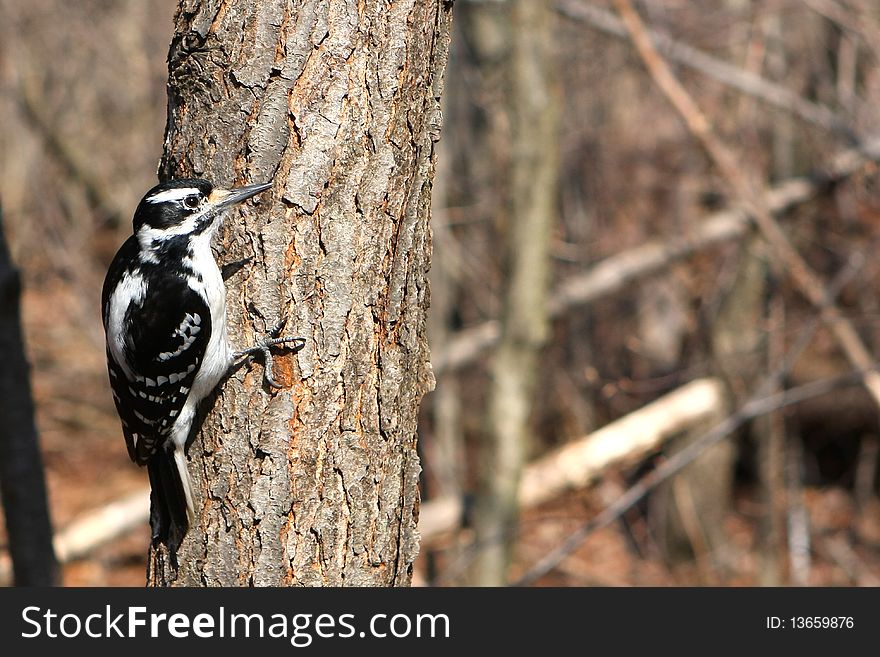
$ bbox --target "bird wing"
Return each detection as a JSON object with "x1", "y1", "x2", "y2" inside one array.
[{"x1": 103, "y1": 262, "x2": 212, "y2": 465}]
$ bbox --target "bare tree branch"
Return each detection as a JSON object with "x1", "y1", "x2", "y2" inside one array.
[
  {"x1": 513, "y1": 369, "x2": 866, "y2": 586},
  {"x1": 420, "y1": 378, "x2": 725, "y2": 545},
  {"x1": 556, "y1": 0, "x2": 852, "y2": 137},
  {"x1": 613, "y1": 0, "x2": 880, "y2": 410},
  {"x1": 513, "y1": 245, "x2": 869, "y2": 585},
  {"x1": 433, "y1": 134, "x2": 880, "y2": 376},
  {"x1": 0, "y1": 488, "x2": 150, "y2": 586},
  {"x1": 53, "y1": 488, "x2": 150, "y2": 564}
]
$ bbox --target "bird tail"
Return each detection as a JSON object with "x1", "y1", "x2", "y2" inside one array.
[{"x1": 147, "y1": 445, "x2": 194, "y2": 548}]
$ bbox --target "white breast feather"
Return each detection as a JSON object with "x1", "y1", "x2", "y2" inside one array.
[{"x1": 170, "y1": 230, "x2": 231, "y2": 448}]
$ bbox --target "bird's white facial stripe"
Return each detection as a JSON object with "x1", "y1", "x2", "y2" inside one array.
[
  {"x1": 145, "y1": 187, "x2": 202, "y2": 204},
  {"x1": 138, "y1": 215, "x2": 200, "y2": 242},
  {"x1": 136, "y1": 204, "x2": 221, "y2": 252}
]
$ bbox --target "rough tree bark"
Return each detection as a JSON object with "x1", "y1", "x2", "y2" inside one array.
[
  {"x1": 147, "y1": 0, "x2": 451, "y2": 586},
  {"x1": 0, "y1": 205, "x2": 59, "y2": 586}
]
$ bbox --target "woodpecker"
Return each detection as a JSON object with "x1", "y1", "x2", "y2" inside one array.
[{"x1": 101, "y1": 178, "x2": 303, "y2": 546}]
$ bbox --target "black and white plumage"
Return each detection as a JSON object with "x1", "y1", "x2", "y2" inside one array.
[{"x1": 102, "y1": 178, "x2": 300, "y2": 546}]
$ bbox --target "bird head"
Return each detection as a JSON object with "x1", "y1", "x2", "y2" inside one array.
[{"x1": 132, "y1": 178, "x2": 272, "y2": 250}]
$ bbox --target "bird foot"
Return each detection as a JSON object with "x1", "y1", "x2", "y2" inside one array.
[{"x1": 234, "y1": 321, "x2": 305, "y2": 388}]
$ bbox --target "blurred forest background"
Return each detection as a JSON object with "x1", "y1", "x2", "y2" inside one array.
[{"x1": 2, "y1": 0, "x2": 880, "y2": 586}]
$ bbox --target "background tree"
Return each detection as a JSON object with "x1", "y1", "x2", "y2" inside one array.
[
  {"x1": 0, "y1": 206, "x2": 58, "y2": 586},
  {"x1": 146, "y1": 0, "x2": 451, "y2": 586},
  {"x1": 467, "y1": 0, "x2": 560, "y2": 586}
]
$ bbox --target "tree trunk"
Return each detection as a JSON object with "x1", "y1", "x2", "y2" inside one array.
[
  {"x1": 470, "y1": 0, "x2": 559, "y2": 585},
  {"x1": 147, "y1": 0, "x2": 451, "y2": 587},
  {"x1": 0, "y1": 205, "x2": 59, "y2": 586},
  {"x1": 654, "y1": 238, "x2": 766, "y2": 571}
]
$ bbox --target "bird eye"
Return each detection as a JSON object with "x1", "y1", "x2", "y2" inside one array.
[{"x1": 183, "y1": 195, "x2": 200, "y2": 209}]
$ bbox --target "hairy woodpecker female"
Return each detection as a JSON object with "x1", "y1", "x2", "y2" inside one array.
[{"x1": 102, "y1": 178, "x2": 302, "y2": 546}]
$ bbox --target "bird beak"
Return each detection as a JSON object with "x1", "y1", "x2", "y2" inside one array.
[{"x1": 208, "y1": 182, "x2": 273, "y2": 210}]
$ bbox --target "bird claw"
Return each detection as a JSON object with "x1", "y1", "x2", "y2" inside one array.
[{"x1": 234, "y1": 335, "x2": 306, "y2": 388}]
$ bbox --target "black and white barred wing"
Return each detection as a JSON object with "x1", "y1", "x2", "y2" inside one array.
[{"x1": 103, "y1": 271, "x2": 211, "y2": 465}]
